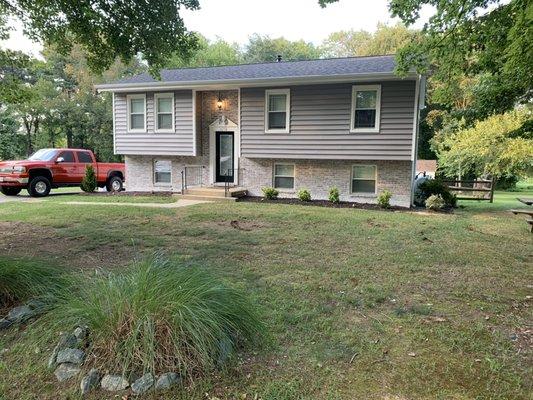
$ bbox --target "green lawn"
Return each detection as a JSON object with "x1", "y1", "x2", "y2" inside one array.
[{"x1": 0, "y1": 188, "x2": 531, "y2": 399}]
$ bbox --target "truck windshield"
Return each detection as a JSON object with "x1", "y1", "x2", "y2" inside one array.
[{"x1": 28, "y1": 149, "x2": 58, "y2": 161}]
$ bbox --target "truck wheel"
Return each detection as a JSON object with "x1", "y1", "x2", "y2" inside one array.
[
  {"x1": 28, "y1": 176, "x2": 51, "y2": 197},
  {"x1": 106, "y1": 176, "x2": 123, "y2": 192},
  {"x1": 0, "y1": 187, "x2": 22, "y2": 196}
]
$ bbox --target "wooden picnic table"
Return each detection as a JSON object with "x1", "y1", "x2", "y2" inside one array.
[{"x1": 512, "y1": 198, "x2": 533, "y2": 232}]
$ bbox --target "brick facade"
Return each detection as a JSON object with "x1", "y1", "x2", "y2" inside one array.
[{"x1": 124, "y1": 89, "x2": 413, "y2": 207}]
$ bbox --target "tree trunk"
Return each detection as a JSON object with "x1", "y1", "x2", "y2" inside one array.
[
  {"x1": 23, "y1": 117, "x2": 33, "y2": 157},
  {"x1": 66, "y1": 126, "x2": 73, "y2": 148}
]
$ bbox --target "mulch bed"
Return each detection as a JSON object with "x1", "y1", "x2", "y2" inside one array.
[{"x1": 237, "y1": 196, "x2": 409, "y2": 211}]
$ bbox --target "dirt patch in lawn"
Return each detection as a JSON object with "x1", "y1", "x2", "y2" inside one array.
[
  {"x1": 200, "y1": 219, "x2": 271, "y2": 232},
  {"x1": 0, "y1": 221, "x2": 132, "y2": 269}
]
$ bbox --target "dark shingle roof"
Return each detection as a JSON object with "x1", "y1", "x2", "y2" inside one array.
[{"x1": 109, "y1": 55, "x2": 397, "y2": 86}]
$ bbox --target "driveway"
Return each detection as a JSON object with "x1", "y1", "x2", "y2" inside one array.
[{"x1": 0, "y1": 188, "x2": 81, "y2": 203}]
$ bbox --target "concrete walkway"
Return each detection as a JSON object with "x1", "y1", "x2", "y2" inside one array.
[{"x1": 61, "y1": 199, "x2": 210, "y2": 208}]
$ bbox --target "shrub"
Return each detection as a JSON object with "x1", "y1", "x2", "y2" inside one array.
[
  {"x1": 328, "y1": 187, "x2": 340, "y2": 203},
  {"x1": 80, "y1": 165, "x2": 97, "y2": 193},
  {"x1": 425, "y1": 194, "x2": 446, "y2": 210},
  {"x1": 0, "y1": 258, "x2": 65, "y2": 307},
  {"x1": 47, "y1": 256, "x2": 264, "y2": 379},
  {"x1": 297, "y1": 189, "x2": 311, "y2": 202},
  {"x1": 377, "y1": 190, "x2": 392, "y2": 208},
  {"x1": 262, "y1": 187, "x2": 279, "y2": 200},
  {"x1": 417, "y1": 178, "x2": 457, "y2": 208}
]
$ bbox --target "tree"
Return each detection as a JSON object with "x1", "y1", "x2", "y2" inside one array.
[
  {"x1": 165, "y1": 35, "x2": 241, "y2": 68},
  {"x1": 0, "y1": 0, "x2": 200, "y2": 74},
  {"x1": 242, "y1": 34, "x2": 321, "y2": 63},
  {"x1": 80, "y1": 164, "x2": 97, "y2": 192},
  {"x1": 322, "y1": 23, "x2": 419, "y2": 58},
  {"x1": 436, "y1": 108, "x2": 533, "y2": 180},
  {"x1": 0, "y1": 107, "x2": 24, "y2": 160}
]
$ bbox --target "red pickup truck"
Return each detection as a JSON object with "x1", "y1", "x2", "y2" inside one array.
[{"x1": 0, "y1": 149, "x2": 125, "y2": 197}]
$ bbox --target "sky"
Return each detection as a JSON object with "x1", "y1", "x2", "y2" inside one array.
[{"x1": 0, "y1": 0, "x2": 433, "y2": 57}]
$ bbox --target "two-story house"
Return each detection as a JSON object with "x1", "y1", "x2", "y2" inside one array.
[{"x1": 96, "y1": 55, "x2": 425, "y2": 207}]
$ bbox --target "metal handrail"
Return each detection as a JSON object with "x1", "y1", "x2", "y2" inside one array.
[
  {"x1": 182, "y1": 166, "x2": 205, "y2": 193},
  {"x1": 223, "y1": 168, "x2": 245, "y2": 197}
]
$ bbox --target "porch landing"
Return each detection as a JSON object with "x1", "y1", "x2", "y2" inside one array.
[{"x1": 177, "y1": 186, "x2": 247, "y2": 202}]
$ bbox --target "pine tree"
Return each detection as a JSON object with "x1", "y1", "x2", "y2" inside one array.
[{"x1": 80, "y1": 165, "x2": 97, "y2": 193}]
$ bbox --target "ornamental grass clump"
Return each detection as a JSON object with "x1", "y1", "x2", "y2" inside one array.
[
  {"x1": 0, "y1": 258, "x2": 65, "y2": 308},
  {"x1": 47, "y1": 255, "x2": 265, "y2": 380}
]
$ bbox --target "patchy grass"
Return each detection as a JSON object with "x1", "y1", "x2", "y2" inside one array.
[
  {"x1": 47, "y1": 193, "x2": 178, "y2": 203},
  {"x1": 0, "y1": 188, "x2": 532, "y2": 399}
]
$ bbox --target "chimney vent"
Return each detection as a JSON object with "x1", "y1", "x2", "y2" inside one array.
[{"x1": 276, "y1": 55, "x2": 282, "y2": 62}]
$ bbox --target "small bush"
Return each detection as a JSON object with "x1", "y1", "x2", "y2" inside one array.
[
  {"x1": 328, "y1": 187, "x2": 340, "y2": 203},
  {"x1": 80, "y1": 165, "x2": 97, "y2": 193},
  {"x1": 297, "y1": 189, "x2": 311, "y2": 202},
  {"x1": 377, "y1": 189, "x2": 392, "y2": 208},
  {"x1": 426, "y1": 194, "x2": 445, "y2": 210},
  {"x1": 262, "y1": 187, "x2": 279, "y2": 200},
  {"x1": 0, "y1": 258, "x2": 64, "y2": 307},
  {"x1": 47, "y1": 256, "x2": 264, "y2": 379},
  {"x1": 417, "y1": 178, "x2": 457, "y2": 208}
]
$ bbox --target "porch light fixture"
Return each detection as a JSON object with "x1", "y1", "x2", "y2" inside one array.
[{"x1": 216, "y1": 92, "x2": 223, "y2": 110}]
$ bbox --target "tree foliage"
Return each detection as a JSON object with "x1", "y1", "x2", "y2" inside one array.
[
  {"x1": 1, "y1": 0, "x2": 200, "y2": 74},
  {"x1": 165, "y1": 35, "x2": 241, "y2": 69},
  {"x1": 242, "y1": 34, "x2": 321, "y2": 63},
  {"x1": 322, "y1": 23, "x2": 419, "y2": 58},
  {"x1": 436, "y1": 108, "x2": 533, "y2": 179}
]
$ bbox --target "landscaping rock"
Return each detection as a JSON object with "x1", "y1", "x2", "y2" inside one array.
[
  {"x1": 0, "y1": 318, "x2": 12, "y2": 330},
  {"x1": 48, "y1": 333, "x2": 79, "y2": 369},
  {"x1": 56, "y1": 348, "x2": 85, "y2": 365},
  {"x1": 131, "y1": 373, "x2": 154, "y2": 394},
  {"x1": 155, "y1": 372, "x2": 181, "y2": 390},
  {"x1": 7, "y1": 305, "x2": 34, "y2": 322},
  {"x1": 100, "y1": 374, "x2": 129, "y2": 391},
  {"x1": 80, "y1": 368, "x2": 100, "y2": 396},
  {"x1": 54, "y1": 363, "x2": 81, "y2": 382},
  {"x1": 26, "y1": 298, "x2": 46, "y2": 312},
  {"x1": 73, "y1": 326, "x2": 88, "y2": 341}
]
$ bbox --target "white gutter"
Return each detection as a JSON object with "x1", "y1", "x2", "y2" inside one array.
[
  {"x1": 95, "y1": 71, "x2": 418, "y2": 92},
  {"x1": 410, "y1": 74, "x2": 427, "y2": 207}
]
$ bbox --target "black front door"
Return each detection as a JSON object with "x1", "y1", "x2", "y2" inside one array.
[{"x1": 215, "y1": 131, "x2": 234, "y2": 183}]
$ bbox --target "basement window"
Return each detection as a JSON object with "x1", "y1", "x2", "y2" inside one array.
[
  {"x1": 273, "y1": 163, "x2": 295, "y2": 189},
  {"x1": 351, "y1": 165, "x2": 377, "y2": 194},
  {"x1": 154, "y1": 160, "x2": 172, "y2": 185}
]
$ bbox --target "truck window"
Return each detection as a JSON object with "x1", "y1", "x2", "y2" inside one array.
[
  {"x1": 58, "y1": 151, "x2": 75, "y2": 162},
  {"x1": 78, "y1": 152, "x2": 93, "y2": 163}
]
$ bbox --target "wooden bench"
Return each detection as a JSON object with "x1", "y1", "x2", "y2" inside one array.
[{"x1": 511, "y1": 199, "x2": 533, "y2": 233}]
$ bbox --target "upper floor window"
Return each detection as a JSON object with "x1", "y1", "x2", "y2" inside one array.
[
  {"x1": 127, "y1": 94, "x2": 146, "y2": 133},
  {"x1": 265, "y1": 89, "x2": 290, "y2": 133},
  {"x1": 155, "y1": 93, "x2": 175, "y2": 133},
  {"x1": 351, "y1": 85, "x2": 381, "y2": 133}
]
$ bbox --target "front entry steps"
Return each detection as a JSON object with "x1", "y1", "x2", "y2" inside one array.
[{"x1": 177, "y1": 186, "x2": 247, "y2": 202}]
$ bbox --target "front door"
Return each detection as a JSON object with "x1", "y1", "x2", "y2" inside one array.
[{"x1": 215, "y1": 131, "x2": 234, "y2": 183}]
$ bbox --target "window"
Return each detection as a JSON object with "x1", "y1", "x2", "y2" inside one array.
[
  {"x1": 351, "y1": 165, "x2": 377, "y2": 194},
  {"x1": 58, "y1": 151, "x2": 75, "y2": 163},
  {"x1": 127, "y1": 94, "x2": 146, "y2": 132},
  {"x1": 155, "y1": 93, "x2": 175, "y2": 132},
  {"x1": 265, "y1": 89, "x2": 290, "y2": 133},
  {"x1": 351, "y1": 85, "x2": 381, "y2": 133},
  {"x1": 154, "y1": 160, "x2": 171, "y2": 185},
  {"x1": 77, "y1": 152, "x2": 93, "y2": 163},
  {"x1": 273, "y1": 164, "x2": 295, "y2": 189}
]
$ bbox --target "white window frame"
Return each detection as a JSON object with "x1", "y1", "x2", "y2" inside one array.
[
  {"x1": 126, "y1": 94, "x2": 146, "y2": 133},
  {"x1": 265, "y1": 89, "x2": 290, "y2": 134},
  {"x1": 154, "y1": 92, "x2": 175, "y2": 133},
  {"x1": 350, "y1": 84, "x2": 381, "y2": 133},
  {"x1": 153, "y1": 159, "x2": 172, "y2": 186},
  {"x1": 273, "y1": 163, "x2": 295, "y2": 190},
  {"x1": 350, "y1": 164, "x2": 377, "y2": 195}
]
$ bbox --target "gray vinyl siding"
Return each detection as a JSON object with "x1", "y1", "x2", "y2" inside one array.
[
  {"x1": 240, "y1": 81, "x2": 416, "y2": 160},
  {"x1": 114, "y1": 90, "x2": 194, "y2": 156}
]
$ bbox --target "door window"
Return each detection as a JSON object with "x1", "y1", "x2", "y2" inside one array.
[
  {"x1": 77, "y1": 152, "x2": 93, "y2": 163},
  {"x1": 58, "y1": 151, "x2": 75, "y2": 162}
]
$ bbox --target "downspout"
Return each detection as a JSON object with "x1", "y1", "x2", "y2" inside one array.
[{"x1": 410, "y1": 75, "x2": 426, "y2": 207}]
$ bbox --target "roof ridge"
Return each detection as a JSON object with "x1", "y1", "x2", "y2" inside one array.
[{"x1": 157, "y1": 54, "x2": 396, "y2": 73}]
